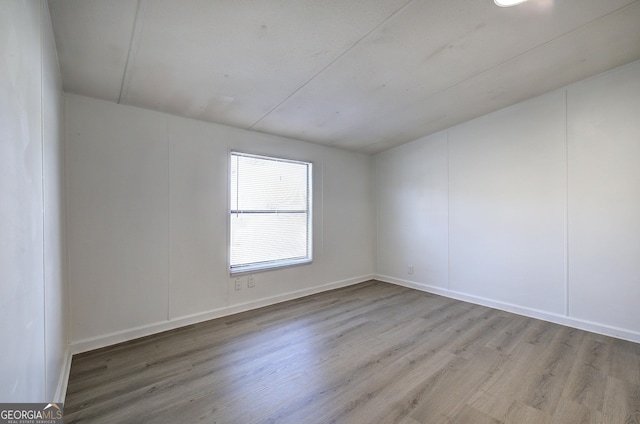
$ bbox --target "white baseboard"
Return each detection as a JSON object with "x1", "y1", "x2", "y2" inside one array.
[
  {"x1": 375, "y1": 274, "x2": 640, "y2": 344},
  {"x1": 70, "y1": 274, "x2": 373, "y2": 355},
  {"x1": 54, "y1": 347, "x2": 72, "y2": 403}
]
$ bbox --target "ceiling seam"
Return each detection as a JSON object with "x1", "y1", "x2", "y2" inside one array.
[
  {"x1": 345, "y1": 0, "x2": 640, "y2": 144},
  {"x1": 118, "y1": 0, "x2": 148, "y2": 104},
  {"x1": 430, "y1": 0, "x2": 640, "y2": 96},
  {"x1": 247, "y1": 0, "x2": 417, "y2": 130}
]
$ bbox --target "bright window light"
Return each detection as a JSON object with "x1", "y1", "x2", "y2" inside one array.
[
  {"x1": 494, "y1": 0, "x2": 529, "y2": 6},
  {"x1": 229, "y1": 152, "x2": 312, "y2": 274}
]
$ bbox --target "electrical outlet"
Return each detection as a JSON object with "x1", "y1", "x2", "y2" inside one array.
[
  {"x1": 234, "y1": 278, "x2": 242, "y2": 291},
  {"x1": 408, "y1": 265, "x2": 414, "y2": 275},
  {"x1": 247, "y1": 276, "x2": 255, "y2": 288}
]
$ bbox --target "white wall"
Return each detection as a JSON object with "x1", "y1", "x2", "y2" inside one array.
[
  {"x1": 567, "y1": 63, "x2": 640, "y2": 332},
  {"x1": 375, "y1": 60, "x2": 640, "y2": 343},
  {"x1": 448, "y1": 91, "x2": 567, "y2": 314},
  {"x1": 0, "y1": 1, "x2": 68, "y2": 402},
  {"x1": 65, "y1": 94, "x2": 374, "y2": 351},
  {"x1": 376, "y1": 131, "x2": 449, "y2": 289}
]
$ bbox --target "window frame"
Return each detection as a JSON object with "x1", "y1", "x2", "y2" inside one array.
[{"x1": 228, "y1": 151, "x2": 313, "y2": 275}]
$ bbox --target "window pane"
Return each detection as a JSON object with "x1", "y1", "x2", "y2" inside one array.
[
  {"x1": 231, "y1": 154, "x2": 308, "y2": 211},
  {"x1": 229, "y1": 152, "x2": 312, "y2": 273},
  {"x1": 230, "y1": 212, "x2": 308, "y2": 266}
]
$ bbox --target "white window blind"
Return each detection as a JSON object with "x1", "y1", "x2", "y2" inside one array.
[{"x1": 230, "y1": 152, "x2": 312, "y2": 274}]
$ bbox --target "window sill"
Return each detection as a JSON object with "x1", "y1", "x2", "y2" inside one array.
[{"x1": 230, "y1": 258, "x2": 312, "y2": 276}]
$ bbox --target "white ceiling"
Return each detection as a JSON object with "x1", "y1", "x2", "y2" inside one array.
[{"x1": 49, "y1": 0, "x2": 640, "y2": 153}]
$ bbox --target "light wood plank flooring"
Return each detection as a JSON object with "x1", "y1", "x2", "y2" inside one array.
[{"x1": 64, "y1": 280, "x2": 640, "y2": 423}]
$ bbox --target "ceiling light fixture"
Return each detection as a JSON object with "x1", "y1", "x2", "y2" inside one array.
[{"x1": 494, "y1": 0, "x2": 529, "y2": 6}]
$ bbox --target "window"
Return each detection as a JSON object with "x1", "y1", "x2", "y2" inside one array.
[{"x1": 229, "y1": 152, "x2": 312, "y2": 274}]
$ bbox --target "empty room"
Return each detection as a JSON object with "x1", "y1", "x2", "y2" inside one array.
[{"x1": 2, "y1": 0, "x2": 640, "y2": 423}]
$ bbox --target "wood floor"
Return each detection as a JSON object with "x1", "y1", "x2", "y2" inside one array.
[{"x1": 64, "y1": 280, "x2": 640, "y2": 424}]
